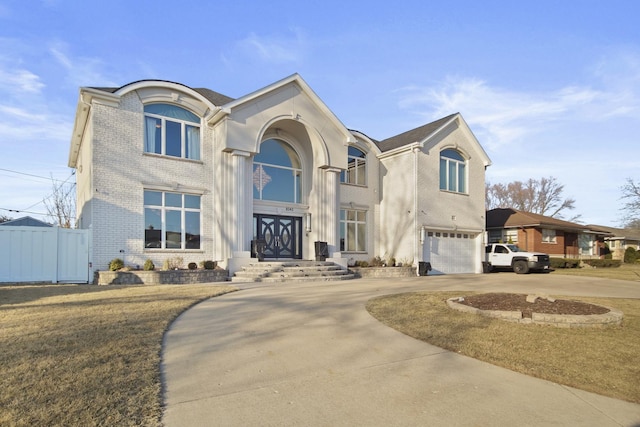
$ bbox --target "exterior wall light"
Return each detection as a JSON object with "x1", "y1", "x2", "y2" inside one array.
[{"x1": 305, "y1": 212, "x2": 312, "y2": 232}]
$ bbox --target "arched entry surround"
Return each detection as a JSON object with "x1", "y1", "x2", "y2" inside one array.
[{"x1": 252, "y1": 118, "x2": 342, "y2": 261}]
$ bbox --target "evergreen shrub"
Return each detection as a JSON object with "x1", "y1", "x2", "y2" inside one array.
[
  {"x1": 582, "y1": 259, "x2": 622, "y2": 268},
  {"x1": 624, "y1": 247, "x2": 639, "y2": 264},
  {"x1": 109, "y1": 258, "x2": 124, "y2": 271}
]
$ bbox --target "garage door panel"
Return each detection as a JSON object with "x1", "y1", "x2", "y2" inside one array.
[{"x1": 424, "y1": 231, "x2": 476, "y2": 274}]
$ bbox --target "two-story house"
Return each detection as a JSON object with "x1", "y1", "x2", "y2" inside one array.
[{"x1": 68, "y1": 74, "x2": 491, "y2": 277}]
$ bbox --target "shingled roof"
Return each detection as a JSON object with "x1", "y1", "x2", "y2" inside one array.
[
  {"x1": 191, "y1": 88, "x2": 234, "y2": 106},
  {"x1": 486, "y1": 208, "x2": 589, "y2": 231},
  {"x1": 587, "y1": 224, "x2": 640, "y2": 240},
  {"x1": 0, "y1": 216, "x2": 52, "y2": 227},
  {"x1": 89, "y1": 80, "x2": 235, "y2": 106},
  {"x1": 376, "y1": 113, "x2": 457, "y2": 152}
]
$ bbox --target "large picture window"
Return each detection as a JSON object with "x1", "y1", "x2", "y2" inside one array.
[
  {"x1": 439, "y1": 149, "x2": 466, "y2": 193},
  {"x1": 144, "y1": 104, "x2": 201, "y2": 160},
  {"x1": 144, "y1": 190, "x2": 201, "y2": 250},
  {"x1": 340, "y1": 209, "x2": 367, "y2": 252},
  {"x1": 341, "y1": 146, "x2": 366, "y2": 186},
  {"x1": 253, "y1": 139, "x2": 302, "y2": 203}
]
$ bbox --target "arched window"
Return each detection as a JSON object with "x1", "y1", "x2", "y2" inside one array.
[
  {"x1": 144, "y1": 103, "x2": 201, "y2": 160},
  {"x1": 439, "y1": 149, "x2": 466, "y2": 193},
  {"x1": 253, "y1": 139, "x2": 302, "y2": 203},
  {"x1": 341, "y1": 146, "x2": 366, "y2": 186}
]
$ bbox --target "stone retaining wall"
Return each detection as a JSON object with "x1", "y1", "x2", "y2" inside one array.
[
  {"x1": 96, "y1": 269, "x2": 229, "y2": 285},
  {"x1": 350, "y1": 266, "x2": 416, "y2": 278},
  {"x1": 446, "y1": 297, "x2": 623, "y2": 328}
]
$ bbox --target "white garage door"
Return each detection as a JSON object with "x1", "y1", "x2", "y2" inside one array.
[{"x1": 423, "y1": 231, "x2": 477, "y2": 274}]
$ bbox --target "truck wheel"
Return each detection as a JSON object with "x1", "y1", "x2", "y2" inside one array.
[{"x1": 513, "y1": 260, "x2": 529, "y2": 274}]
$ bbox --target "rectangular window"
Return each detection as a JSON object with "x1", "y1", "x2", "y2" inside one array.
[
  {"x1": 542, "y1": 229, "x2": 557, "y2": 243},
  {"x1": 341, "y1": 147, "x2": 367, "y2": 186},
  {"x1": 144, "y1": 190, "x2": 201, "y2": 250},
  {"x1": 340, "y1": 209, "x2": 367, "y2": 252},
  {"x1": 144, "y1": 107, "x2": 201, "y2": 160},
  {"x1": 448, "y1": 163, "x2": 457, "y2": 192},
  {"x1": 458, "y1": 163, "x2": 466, "y2": 193},
  {"x1": 488, "y1": 230, "x2": 502, "y2": 243},
  {"x1": 439, "y1": 158, "x2": 447, "y2": 190}
]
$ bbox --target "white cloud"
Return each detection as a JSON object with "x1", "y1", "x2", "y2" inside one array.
[
  {"x1": 231, "y1": 29, "x2": 307, "y2": 64},
  {"x1": 398, "y1": 77, "x2": 609, "y2": 150},
  {"x1": 397, "y1": 52, "x2": 640, "y2": 151},
  {"x1": 0, "y1": 68, "x2": 44, "y2": 94},
  {"x1": 0, "y1": 104, "x2": 71, "y2": 142},
  {"x1": 49, "y1": 41, "x2": 118, "y2": 87}
]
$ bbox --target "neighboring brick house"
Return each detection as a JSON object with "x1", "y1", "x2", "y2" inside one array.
[
  {"x1": 586, "y1": 225, "x2": 640, "y2": 260},
  {"x1": 486, "y1": 208, "x2": 604, "y2": 259},
  {"x1": 69, "y1": 74, "x2": 491, "y2": 277}
]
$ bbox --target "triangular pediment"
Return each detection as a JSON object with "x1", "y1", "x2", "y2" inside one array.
[{"x1": 211, "y1": 74, "x2": 354, "y2": 168}]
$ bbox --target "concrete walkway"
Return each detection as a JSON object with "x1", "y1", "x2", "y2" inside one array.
[{"x1": 162, "y1": 274, "x2": 640, "y2": 426}]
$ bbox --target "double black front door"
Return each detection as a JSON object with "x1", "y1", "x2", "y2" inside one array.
[{"x1": 253, "y1": 214, "x2": 302, "y2": 259}]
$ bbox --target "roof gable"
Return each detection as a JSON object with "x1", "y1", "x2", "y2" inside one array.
[
  {"x1": 212, "y1": 73, "x2": 355, "y2": 143},
  {"x1": 486, "y1": 208, "x2": 588, "y2": 231},
  {"x1": 377, "y1": 114, "x2": 457, "y2": 152},
  {"x1": 0, "y1": 216, "x2": 52, "y2": 227},
  {"x1": 375, "y1": 113, "x2": 491, "y2": 167}
]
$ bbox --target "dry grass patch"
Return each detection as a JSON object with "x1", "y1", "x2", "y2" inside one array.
[
  {"x1": 0, "y1": 284, "x2": 236, "y2": 427},
  {"x1": 366, "y1": 291, "x2": 640, "y2": 403},
  {"x1": 552, "y1": 263, "x2": 640, "y2": 281}
]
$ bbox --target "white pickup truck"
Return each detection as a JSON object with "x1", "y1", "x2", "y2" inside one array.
[{"x1": 484, "y1": 243, "x2": 551, "y2": 274}]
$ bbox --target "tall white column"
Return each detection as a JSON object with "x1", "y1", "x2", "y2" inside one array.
[
  {"x1": 231, "y1": 150, "x2": 251, "y2": 253},
  {"x1": 323, "y1": 167, "x2": 341, "y2": 257}
]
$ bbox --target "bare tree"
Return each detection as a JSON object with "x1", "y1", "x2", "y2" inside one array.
[
  {"x1": 44, "y1": 176, "x2": 75, "y2": 228},
  {"x1": 0, "y1": 215, "x2": 12, "y2": 223},
  {"x1": 486, "y1": 176, "x2": 579, "y2": 220},
  {"x1": 620, "y1": 178, "x2": 640, "y2": 228}
]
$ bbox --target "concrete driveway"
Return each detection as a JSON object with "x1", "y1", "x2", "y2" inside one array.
[{"x1": 162, "y1": 274, "x2": 640, "y2": 426}]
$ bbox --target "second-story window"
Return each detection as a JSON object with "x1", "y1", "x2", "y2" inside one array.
[
  {"x1": 144, "y1": 104, "x2": 201, "y2": 160},
  {"x1": 341, "y1": 146, "x2": 366, "y2": 186},
  {"x1": 439, "y1": 149, "x2": 466, "y2": 193}
]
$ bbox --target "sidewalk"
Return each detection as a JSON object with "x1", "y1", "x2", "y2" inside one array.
[{"x1": 162, "y1": 274, "x2": 640, "y2": 426}]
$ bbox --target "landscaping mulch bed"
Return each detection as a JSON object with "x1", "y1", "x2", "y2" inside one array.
[{"x1": 457, "y1": 293, "x2": 610, "y2": 318}]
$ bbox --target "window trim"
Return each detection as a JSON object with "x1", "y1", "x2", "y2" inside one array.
[
  {"x1": 253, "y1": 138, "x2": 303, "y2": 204},
  {"x1": 341, "y1": 146, "x2": 367, "y2": 187},
  {"x1": 340, "y1": 208, "x2": 367, "y2": 252},
  {"x1": 144, "y1": 190, "x2": 202, "y2": 251},
  {"x1": 542, "y1": 228, "x2": 557, "y2": 244},
  {"x1": 439, "y1": 149, "x2": 467, "y2": 194},
  {"x1": 143, "y1": 103, "x2": 201, "y2": 161}
]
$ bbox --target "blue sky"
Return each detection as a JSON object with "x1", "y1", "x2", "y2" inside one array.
[{"x1": 0, "y1": 0, "x2": 638, "y2": 226}]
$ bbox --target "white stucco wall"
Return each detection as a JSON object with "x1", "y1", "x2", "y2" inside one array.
[
  {"x1": 378, "y1": 151, "x2": 417, "y2": 264},
  {"x1": 415, "y1": 119, "x2": 488, "y2": 273},
  {"x1": 417, "y1": 119, "x2": 487, "y2": 233},
  {"x1": 339, "y1": 138, "x2": 382, "y2": 264}
]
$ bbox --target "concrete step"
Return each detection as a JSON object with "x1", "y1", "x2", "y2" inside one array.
[{"x1": 231, "y1": 261, "x2": 355, "y2": 283}]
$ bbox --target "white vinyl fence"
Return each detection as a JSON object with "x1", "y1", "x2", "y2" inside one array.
[{"x1": 0, "y1": 226, "x2": 90, "y2": 283}]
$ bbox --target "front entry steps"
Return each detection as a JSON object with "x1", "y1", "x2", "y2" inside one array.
[{"x1": 231, "y1": 260, "x2": 355, "y2": 283}]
